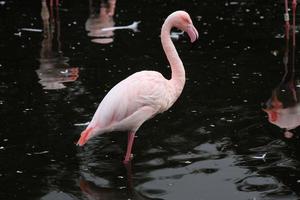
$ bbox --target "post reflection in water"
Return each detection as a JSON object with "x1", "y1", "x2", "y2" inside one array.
[
  {"x1": 263, "y1": 22, "x2": 299, "y2": 138},
  {"x1": 36, "y1": 0, "x2": 79, "y2": 90},
  {"x1": 85, "y1": 0, "x2": 117, "y2": 44}
]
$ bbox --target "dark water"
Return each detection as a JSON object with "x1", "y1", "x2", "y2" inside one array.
[{"x1": 1, "y1": 0, "x2": 300, "y2": 199}]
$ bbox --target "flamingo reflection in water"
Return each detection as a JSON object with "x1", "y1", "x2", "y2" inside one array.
[
  {"x1": 85, "y1": 0, "x2": 117, "y2": 44},
  {"x1": 79, "y1": 164, "x2": 151, "y2": 200},
  {"x1": 36, "y1": 0, "x2": 79, "y2": 90},
  {"x1": 85, "y1": 0, "x2": 141, "y2": 44},
  {"x1": 263, "y1": 7, "x2": 299, "y2": 138}
]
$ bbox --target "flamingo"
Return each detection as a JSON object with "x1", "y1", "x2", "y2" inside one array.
[
  {"x1": 263, "y1": 8, "x2": 298, "y2": 139},
  {"x1": 76, "y1": 11, "x2": 199, "y2": 164}
]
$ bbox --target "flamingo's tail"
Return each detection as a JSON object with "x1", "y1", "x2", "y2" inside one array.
[{"x1": 77, "y1": 127, "x2": 93, "y2": 146}]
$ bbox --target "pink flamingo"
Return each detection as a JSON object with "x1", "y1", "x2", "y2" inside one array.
[
  {"x1": 76, "y1": 11, "x2": 198, "y2": 164},
  {"x1": 263, "y1": 8, "x2": 298, "y2": 139}
]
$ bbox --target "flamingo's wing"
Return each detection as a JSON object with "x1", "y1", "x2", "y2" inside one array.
[{"x1": 89, "y1": 71, "x2": 170, "y2": 130}]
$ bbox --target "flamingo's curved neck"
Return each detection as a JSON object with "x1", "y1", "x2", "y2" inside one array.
[{"x1": 161, "y1": 18, "x2": 185, "y2": 95}]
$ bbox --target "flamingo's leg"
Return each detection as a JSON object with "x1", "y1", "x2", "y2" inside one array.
[
  {"x1": 284, "y1": 0, "x2": 290, "y2": 39},
  {"x1": 292, "y1": 0, "x2": 297, "y2": 46},
  {"x1": 123, "y1": 131, "x2": 136, "y2": 164},
  {"x1": 292, "y1": 0, "x2": 297, "y2": 17}
]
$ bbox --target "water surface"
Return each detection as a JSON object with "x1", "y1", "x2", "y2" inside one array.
[{"x1": 1, "y1": 0, "x2": 300, "y2": 199}]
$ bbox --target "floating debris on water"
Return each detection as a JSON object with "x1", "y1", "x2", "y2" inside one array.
[
  {"x1": 74, "y1": 122, "x2": 90, "y2": 126},
  {"x1": 274, "y1": 33, "x2": 284, "y2": 39},
  {"x1": 271, "y1": 50, "x2": 279, "y2": 56},
  {"x1": 14, "y1": 32, "x2": 21, "y2": 36},
  {"x1": 34, "y1": 151, "x2": 49, "y2": 155},
  {"x1": 170, "y1": 31, "x2": 184, "y2": 40},
  {"x1": 20, "y1": 28, "x2": 42, "y2": 32},
  {"x1": 101, "y1": 21, "x2": 141, "y2": 32},
  {"x1": 252, "y1": 153, "x2": 267, "y2": 160}
]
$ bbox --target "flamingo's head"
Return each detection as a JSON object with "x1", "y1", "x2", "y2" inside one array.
[
  {"x1": 168, "y1": 10, "x2": 199, "y2": 43},
  {"x1": 77, "y1": 127, "x2": 95, "y2": 146}
]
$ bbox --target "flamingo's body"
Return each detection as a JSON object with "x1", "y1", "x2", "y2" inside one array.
[{"x1": 77, "y1": 11, "x2": 199, "y2": 163}]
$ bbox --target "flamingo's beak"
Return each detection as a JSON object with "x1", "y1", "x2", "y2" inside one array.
[
  {"x1": 262, "y1": 108, "x2": 278, "y2": 122},
  {"x1": 186, "y1": 24, "x2": 199, "y2": 43},
  {"x1": 77, "y1": 127, "x2": 93, "y2": 146}
]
